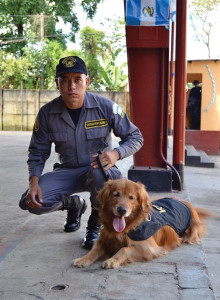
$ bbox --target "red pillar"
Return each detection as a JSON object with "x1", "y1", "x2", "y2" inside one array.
[
  {"x1": 173, "y1": 0, "x2": 187, "y2": 187},
  {"x1": 126, "y1": 26, "x2": 172, "y2": 191},
  {"x1": 126, "y1": 26, "x2": 169, "y2": 167}
]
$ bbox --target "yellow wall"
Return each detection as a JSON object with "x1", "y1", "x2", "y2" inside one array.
[{"x1": 187, "y1": 60, "x2": 220, "y2": 131}]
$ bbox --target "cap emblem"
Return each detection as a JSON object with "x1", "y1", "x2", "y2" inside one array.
[{"x1": 62, "y1": 57, "x2": 77, "y2": 68}]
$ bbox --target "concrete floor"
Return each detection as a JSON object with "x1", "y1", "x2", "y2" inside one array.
[{"x1": 0, "y1": 131, "x2": 219, "y2": 300}]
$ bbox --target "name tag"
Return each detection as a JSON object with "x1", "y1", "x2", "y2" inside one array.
[{"x1": 85, "y1": 119, "x2": 108, "y2": 129}]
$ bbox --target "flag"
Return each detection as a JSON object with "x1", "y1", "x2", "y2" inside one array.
[
  {"x1": 170, "y1": 0, "x2": 176, "y2": 22},
  {"x1": 126, "y1": 0, "x2": 170, "y2": 26}
]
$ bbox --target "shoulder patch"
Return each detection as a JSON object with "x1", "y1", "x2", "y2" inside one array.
[
  {"x1": 34, "y1": 118, "x2": 39, "y2": 132},
  {"x1": 113, "y1": 103, "x2": 124, "y2": 118}
]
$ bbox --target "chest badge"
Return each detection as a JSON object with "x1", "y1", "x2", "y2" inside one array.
[{"x1": 85, "y1": 119, "x2": 108, "y2": 129}]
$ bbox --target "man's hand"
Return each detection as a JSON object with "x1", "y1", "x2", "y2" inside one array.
[
  {"x1": 26, "y1": 176, "x2": 43, "y2": 208},
  {"x1": 91, "y1": 150, "x2": 120, "y2": 171}
]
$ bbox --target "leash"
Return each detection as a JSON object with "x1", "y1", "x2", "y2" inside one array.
[{"x1": 97, "y1": 151, "x2": 112, "y2": 181}]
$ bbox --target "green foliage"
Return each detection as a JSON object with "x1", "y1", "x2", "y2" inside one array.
[
  {"x1": 190, "y1": 0, "x2": 220, "y2": 12},
  {"x1": 0, "y1": 0, "x2": 101, "y2": 54},
  {"x1": 80, "y1": 26, "x2": 111, "y2": 90},
  {"x1": 0, "y1": 39, "x2": 82, "y2": 89},
  {"x1": 0, "y1": 12, "x2": 128, "y2": 92},
  {"x1": 99, "y1": 50, "x2": 128, "y2": 91},
  {"x1": 79, "y1": 20, "x2": 128, "y2": 91},
  {"x1": 0, "y1": 51, "x2": 29, "y2": 89},
  {"x1": 81, "y1": 0, "x2": 103, "y2": 19},
  {"x1": 189, "y1": 0, "x2": 220, "y2": 58},
  {"x1": 99, "y1": 18, "x2": 128, "y2": 91}
]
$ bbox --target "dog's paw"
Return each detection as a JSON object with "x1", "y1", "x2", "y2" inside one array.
[
  {"x1": 73, "y1": 257, "x2": 92, "y2": 268},
  {"x1": 102, "y1": 258, "x2": 120, "y2": 269}
]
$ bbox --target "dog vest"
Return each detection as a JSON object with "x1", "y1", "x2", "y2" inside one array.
[{"x1": 128, "y1": 198, "x2": 192, "y2": 241}]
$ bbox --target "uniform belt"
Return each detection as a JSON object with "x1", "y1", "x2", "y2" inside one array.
[{"x1": 53, "y1": 162, "x2": 81, "y2": 170}]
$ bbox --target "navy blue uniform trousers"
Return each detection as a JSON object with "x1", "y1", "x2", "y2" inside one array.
[{"x1": 19, "y1": 165, "x2": 121, "y2": 215}]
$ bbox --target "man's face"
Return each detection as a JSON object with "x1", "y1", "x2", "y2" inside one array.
[{"x1": 55, "y1": 72, "x2": 90, "y2": 109}]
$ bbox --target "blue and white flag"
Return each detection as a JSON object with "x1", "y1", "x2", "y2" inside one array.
[
  {"x1": 170, "y1": 0, "x2": 176, "y2": 22},
  {"x1": 126, "y1": 0, "x2": 170, "y2": 26}
]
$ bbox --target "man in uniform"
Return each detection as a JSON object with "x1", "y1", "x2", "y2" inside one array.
[
  {"x1": 187, "y1": 80, "x2": 202, "y2": 130},
  {"x1": 19, "y1": 56, "x2": 143, "y2": 250}
]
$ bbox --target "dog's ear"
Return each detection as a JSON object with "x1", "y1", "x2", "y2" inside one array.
[
  {"x1": 97, "y1": 180, "x2": 112, "y2": 209},
  {"x1": 136, "y1": 182, "x2": 151, "y2": 212}
]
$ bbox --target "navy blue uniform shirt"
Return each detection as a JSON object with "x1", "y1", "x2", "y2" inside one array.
[{"x1": 28, "y1": 92, "x2": 143, "y2": 178}]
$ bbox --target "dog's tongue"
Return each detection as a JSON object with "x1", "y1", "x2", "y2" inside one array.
[{"x1": 113, "y1": 216, "x2": 126, "y2": 232}]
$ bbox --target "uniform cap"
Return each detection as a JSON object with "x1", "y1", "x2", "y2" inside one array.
[{"x1": 56, "y1": 56, "x2": 87, "y2": 77}]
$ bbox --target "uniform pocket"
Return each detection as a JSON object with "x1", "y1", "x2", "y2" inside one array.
[
  {"x1": 86, "y1": 127, "x2": 109, "y2": 153},
  {"x1": 49, "y1": 132, "x2": 67, "y2": 142},
  {"x1": 86, "y1": 126, "x2": 108, "y2": 139}
]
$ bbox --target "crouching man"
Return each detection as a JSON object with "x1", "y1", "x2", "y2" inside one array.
[{"x1": 19, "y1": 56, "x2": 143, "y2": 250}]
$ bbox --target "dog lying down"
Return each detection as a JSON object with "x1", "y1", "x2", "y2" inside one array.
[{"x1": 73, "y1": 178, "x2": 213, "y2": 269}]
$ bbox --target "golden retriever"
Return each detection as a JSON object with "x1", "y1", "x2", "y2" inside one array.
[{"x1": 73, "y1": 178, "x2": 212, "y2": 269}]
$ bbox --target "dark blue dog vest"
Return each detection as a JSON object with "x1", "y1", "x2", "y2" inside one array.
[{"x1": 128, "y1": 198, "x2": 191, "y2": 241}]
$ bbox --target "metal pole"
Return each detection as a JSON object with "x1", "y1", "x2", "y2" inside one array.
[
  {"x1": 173, "y1": 0, "x2": 187, "y2": 188},
  {"x1": 20, "y1": 81, "x2": 23, "y2": 131},
  {"x1": 168, "y1": 21, "x2": 175, "y2": 135},
  {"x1": 40, "y1": 13, "x2": 44, "y2": 90},
  {"x1": 0, "y1": 89, "x2": 3, "y2": 130}
]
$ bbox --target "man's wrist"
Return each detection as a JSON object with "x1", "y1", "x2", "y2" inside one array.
[
  {"x1": 29, "y1": 176, "x2": 39, "y2": 184},
  {"x1": 114, "y1": 148, "x2": 121, "y2": 160}
]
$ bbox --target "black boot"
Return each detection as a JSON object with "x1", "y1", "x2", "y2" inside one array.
[
  {"x1": 82, "y1": 208, "x2": 101, "y2": 250},
  {"x1": 63, "y1": 195, "x2": 87, "y2": 232}
]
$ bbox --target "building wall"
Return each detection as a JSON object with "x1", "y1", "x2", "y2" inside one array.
[
  {"x1": 186, "y1": 60, "x2": 220, "y2": 154},
  {"x1": 187, "y1": 60, "x2": 220, "y2": 131}
]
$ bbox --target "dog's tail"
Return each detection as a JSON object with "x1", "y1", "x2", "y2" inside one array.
[
  {"x1": 182, "y1": 200, "x2": 215, "y2": 221},
  {"x1": 182, "y1": 201, "x2": 215, "y2": 244},
  {"x1": 195, "y1": 207, "x2": 216, "y2": 220}
]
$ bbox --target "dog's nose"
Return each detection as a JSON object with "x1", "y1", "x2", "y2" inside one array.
[{"x1": 117, "y1": 206, "x2": 127, "y2": 216}]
